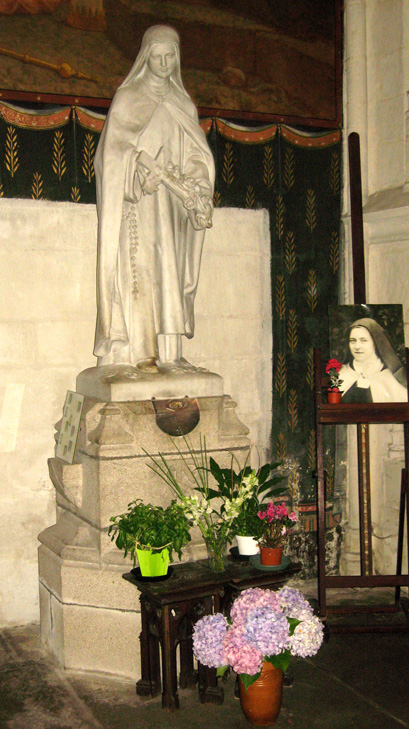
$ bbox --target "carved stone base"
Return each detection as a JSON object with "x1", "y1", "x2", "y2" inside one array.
[
  {"x1": 38, "y1": 388, "x2": 250, "y2": 678},
  {"x1": 76, "y1": 363, "x2": 224, "y2": 401}
]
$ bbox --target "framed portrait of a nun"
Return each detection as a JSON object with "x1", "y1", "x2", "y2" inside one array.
[{"x1": 328, "y1": 304, "x2": 408, "y2": 404}]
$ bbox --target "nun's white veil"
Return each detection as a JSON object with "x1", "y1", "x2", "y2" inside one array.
[{"x1": 119, "y1": 25, "x2": 189, "y2": 98}]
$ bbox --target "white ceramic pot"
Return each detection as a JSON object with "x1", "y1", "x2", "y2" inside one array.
[{"x1": 236, "y1": 535, "x2": 260, "y2": 556}]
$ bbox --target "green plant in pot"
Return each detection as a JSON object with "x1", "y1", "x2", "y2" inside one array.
[
  {"x1": 108, "y1": 499, "x2": 191, "y2": 578},
  {"x1": 223, "y1": 456, "x2": 287, "y2": 556}
]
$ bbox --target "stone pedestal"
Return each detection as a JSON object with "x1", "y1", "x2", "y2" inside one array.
[{"x1": 38, "y1": 366, "x2": 250, "y2": 679}]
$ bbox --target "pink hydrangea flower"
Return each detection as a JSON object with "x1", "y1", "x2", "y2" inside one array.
[
  {"x1": 230, "y1": 588, "x2": 281, "y2": 626},
  {"x1": 192, "y1": 587, "x2": 323, "y2": 677},
  {"x1": 222, "y1": 625, "x2": 263, "y2": 675}
]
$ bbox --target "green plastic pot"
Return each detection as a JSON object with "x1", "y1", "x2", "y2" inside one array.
[{"x1": 136, "y1": 546, "x2": 170, "y2": 577}]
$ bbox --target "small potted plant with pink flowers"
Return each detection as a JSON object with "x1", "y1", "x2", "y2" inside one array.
[
  {"x1": 193, "y1": 586, "x2": 324, "y2": 726},
  {"x1": 257, "y1": 502, "x2": 298, "y2": 566},
  {"x1": 325, "y1": 358, "x2": 344, "y2": 403}
]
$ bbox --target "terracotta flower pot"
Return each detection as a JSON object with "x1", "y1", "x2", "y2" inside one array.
[
  {"x1": 239, "y1": 661, "x2": 283, "y2": 726},
  {"x1": 327, "y1": 390, "x2": 342, "y2": 404},
  {"x1": 259, "y1": 546, "x2": 283, "y2": 566}
]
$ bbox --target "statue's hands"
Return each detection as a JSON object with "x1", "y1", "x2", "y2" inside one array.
[
  {"x1": 194, "y1": 196, "x2": 213, "y2": 229},
  {"x1": 136, "y1": 150, "x2": 163, "y2": 195},
  {"x1": 140, "y1": 171, "x2": 162, "y2": 195},
  {"x1": 187, "y1": 195, "x2": 213, "y2": 230}
]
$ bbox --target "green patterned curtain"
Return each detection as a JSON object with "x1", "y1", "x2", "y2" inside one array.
[
  {"x1": 0, "y1": 103, "x2": 341, "y2": 518},
  {"x1": 207, "y1": 121, "x2": 341, "y2": 510},
  {"x1": 0, "y1": 104, "x2": 102, "y2": 203}
]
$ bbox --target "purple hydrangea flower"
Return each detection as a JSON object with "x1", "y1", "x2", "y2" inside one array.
[
  {"x1": 193, "y1": 613, "x2": 228, "y2": 667},
  {"x1": 230, "y1": 588, "x2": 281, "y2": 626},
  {"x1": 222, "y1": 625, "x2": 263, "y2": 675},
  {"x1": 288, "y1": 615, "x2": 324, "y2": 657},
  {"x1": 277, "y1": 587, "x2": 314, "y2": 621},
  {"x1": 243, "y1": 606, "x2": 290, "y2": 656}
]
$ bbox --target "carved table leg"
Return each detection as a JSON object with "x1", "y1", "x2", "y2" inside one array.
[
  {"x1": 198, "y1": 664, "x2": 224, "y2": 704},
  {"x1": 148, "y1": 629, "x2": 161, "y2": 696},
  {"x1": 136, "y1": 595, "x2": 160, "y2": 697},
  {"x1": 196, "y1": 595, "x2": 224, "y2": 705},
  {"x1": 178, "y1": 615, "x2": 195, "y2": 689},
  {"x1": 161, "y1": 604, "x2": 179, "y2": 709}
]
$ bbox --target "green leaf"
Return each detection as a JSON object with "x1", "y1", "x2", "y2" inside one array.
[
  {"x1": 219, "y1": 470, "x2": 236, "y2": 488},
  {"x1": 216, "y1": 665, "x2": 229, "y2": 677},
  {"x1": 259, "y1": 475, "x2": 285, "y2": 490},
  {"x1": 209, "y1": 457, "x2": 224, "y2": 478},
  {"x1": 202, "y1": 488, "x2": 221, "y2": 500},
  {"x1": 258, "y1": 463, "x2": 271, "y2": 483},
  {"x1": 240, "y1": 466, "x2": 253, "y2": 478},
  {"x1": 266, "y1": 650, "x2": 291, "y2": 673},
  {"x1": 258, "y1": 482, "x2": 287, "y2": 496},
  {"x1": 288, "y1": 618, "x2": 301, "y2": 636},
  {"x1": 239, "y1": 671, "x2": 261, "y2": 690}
]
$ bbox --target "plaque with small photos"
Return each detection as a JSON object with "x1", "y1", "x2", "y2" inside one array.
[{"x1": 56, "y1": 391, "x2": 84, "y2": 464}]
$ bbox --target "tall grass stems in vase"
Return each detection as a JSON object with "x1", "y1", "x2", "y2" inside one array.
[{"x1": 144, "y1": 437, "x2": 269, "y2": 570}]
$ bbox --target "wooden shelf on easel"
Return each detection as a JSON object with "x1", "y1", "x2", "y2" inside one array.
[{"x1": 314, "y1": 347, "x2": 409, "y2": 633}]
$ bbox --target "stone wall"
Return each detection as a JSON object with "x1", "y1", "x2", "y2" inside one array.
[{"x1": 0, "y1": 199, "x2": 272, "y2": 626}]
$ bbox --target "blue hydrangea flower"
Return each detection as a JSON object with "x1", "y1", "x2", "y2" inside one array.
[
  {"x1": 243, "y1": 606, "x2": 289, "y2": 656},
  {"x1": 277, "y1": 587, "x2": 314, "y2": 620},
  {"x1": 193, "y1": 613, "x2": 228, "y2": 667}
]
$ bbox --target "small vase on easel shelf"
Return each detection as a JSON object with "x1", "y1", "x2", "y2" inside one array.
[
  {"x1": 325, "y1": 359, "x2": 344, "y2": 404},
  {"x1": 327, "y1": 388, "x2": 342, "y2": 404}
]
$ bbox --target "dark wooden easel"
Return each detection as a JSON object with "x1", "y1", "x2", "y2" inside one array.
[{"x1": 314, "y1": 133, "x2": 409, "y2": 631}]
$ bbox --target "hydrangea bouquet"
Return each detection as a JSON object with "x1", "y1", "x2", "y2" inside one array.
[{"x1": 193, "y1": 587, "x2": 324, "y2": 689}]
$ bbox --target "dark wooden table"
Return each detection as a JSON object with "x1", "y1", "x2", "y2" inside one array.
[{"x1": 123, "y1": 556, "x2": 301, "y2": 710}]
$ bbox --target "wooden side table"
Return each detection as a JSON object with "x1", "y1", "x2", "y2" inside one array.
[{"x1": 123, "y1": 556, "x2": 300, "y2": 710}]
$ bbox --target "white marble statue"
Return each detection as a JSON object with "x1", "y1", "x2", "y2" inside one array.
[{"x1": 93, "y1": 25, "x2": 215, "y2": 373}]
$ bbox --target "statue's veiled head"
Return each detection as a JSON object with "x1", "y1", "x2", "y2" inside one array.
[{"x1": 120, "y1": 25, "x2": 186, "y2": 93}]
